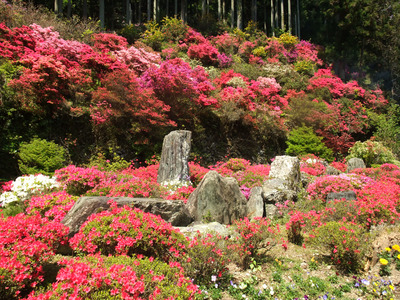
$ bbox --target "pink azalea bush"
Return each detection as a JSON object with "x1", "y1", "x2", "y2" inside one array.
[{"x1": 69, "y1": 202, "x2": 187, "y2": 262}]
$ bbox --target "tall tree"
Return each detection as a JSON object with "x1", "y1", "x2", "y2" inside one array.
[
  {"x1": 237, "y1": 0, "x2": 242, "y2": 29},
  {"x1": 280, "y1": 0, "x2": 284, "y2": 30}
]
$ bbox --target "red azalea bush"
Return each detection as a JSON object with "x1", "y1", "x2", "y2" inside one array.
[
  {"x1": 26, "y1": 191, "x2": 78, "y2": 222},
  {"x1": 187, "y1": 41, "x2": 219, "y2": 66},
  {"x1": 69, "y1": 202, "x2": 187, "y2": 261},
  {"x1": 26, "y1": 255, "x2": 199, "y2": 300},
  {"x1": 300, "y1": 155, "x2": 327, "y2": 176},
  {"x1": 0, "y1": 214, "x2": 68, "y2": 298},
  {"x1": 180, "y1": 232, "x2": 230, "y2": 286},
  {"x1": 228, "y1": 217, "x2": 279, "y2": 268}
]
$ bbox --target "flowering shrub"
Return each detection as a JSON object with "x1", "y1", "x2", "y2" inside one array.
[
  {"x1": 312, "y1": 221, "x2": 369, "y2": 273},
  {"x1": 27, "y1": 254, "x2": 198, "y2": 299},
  {"x1": 300, "y1": 155, "x2": 327, "y2": 177},
  {"x1": 307, "y1": 173, "x2": 373, "y2": 202},
  {"x1": 0, "y1": 213, "x2": 68, "y2": 298},
  {"x1": 228, "y1": 217, "x2": 278, "y2": 268},
  {"x1": 347, "y1": 140, "x2": 400, "y2": 167},
  {"x1": 0, "y1": 174, "x2": 60, "y2": 206},
  {"x1": 180, "y1": 232, "x2": 230, "y2": 287},
  {"x1": 55, "y1": 165, "x2": 107, "y2": 196},
  {"x1": 355, "y1": 178, "x2": 400, "y2": 227},
  {"x1": 70, "y1": 202, "x2": 187, "y2": 262},
  {"x1": 26, "y1": 191, "x2": 78, "y2": 222}
]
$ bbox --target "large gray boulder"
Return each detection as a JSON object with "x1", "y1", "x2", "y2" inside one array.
[
  {"x1": 247, "y1": 187, "x2": 264, "y2": 220},
  {"x1": 157, "y1": 130, "x2": 192, "y2": 185},
  {"x1": 269, "y1": 155, "x2": 300, "y2": 190},
  {"x1": 347, "y1": 157, "x2": 366, "y2": 172},
  {"x1": 62, "y1": 197, "x2": 193, "y2": 238},
  {"x1": 185, "y1": 171, "x2": 248, "y2": 225}
]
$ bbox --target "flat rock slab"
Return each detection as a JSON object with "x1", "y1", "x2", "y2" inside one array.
[
  {"x1": 62, "y1": 196, "x2": 193, "y2": 238},
  {"x1": 176, "y1": 222, "x2": 232, "y2": 238}
]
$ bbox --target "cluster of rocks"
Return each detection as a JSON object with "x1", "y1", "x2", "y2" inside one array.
[{"x1": 61, "y1": 130, "x2": 367, "y2": 237}]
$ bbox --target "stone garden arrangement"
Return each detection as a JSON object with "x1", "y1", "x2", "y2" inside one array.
[
  {"x1": 1, "y1": 138, "x2": 400, "y2": 299},
  {"x1": 0, "y1": 2, "x2": 400, "y2": 298}
]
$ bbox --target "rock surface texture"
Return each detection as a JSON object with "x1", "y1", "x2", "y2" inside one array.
[
  {"x1": 62, "y1": 197, "x2": 192, "y2": 238},
  {"x1": 260, "y1": 156, "x2": 300, "y2": 218},
  {"x1": 157, "y1": 130, "x2": 192, "y2": 185},
  {"x1": 185, "y1": 171, "x2": 248, "y2": 225},
  {"x1": 346, "y1": 157, "x2": 366, "y2": 172}
]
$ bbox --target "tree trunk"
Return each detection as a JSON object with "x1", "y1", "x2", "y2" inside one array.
[
  {"x1": 288, "y1": 0, "x2": 291, "y2": 32},
  {"x1": 147, "y1": 0, "x2": 151, "y2": 21},
  {"x1": 126, "y1": 0, "x2": 132, "y2": 25},
  {"x1": 181, "y1": 0, "x2": 187, "y2": 23},
  {"x1": 153, "y1": 0, "x2": 156, "y2": 20},
  {"x1": 271, "y1": 0, "x2": 274, "y2": 36},
  {"x1": 251, "y1": 0, "x2": 257, "y2": 23},
  {"x1": 175, "y1": 0, "x2": 178, "y2": 16},
  {"x1": 231, "y1": 0, "x2": 234, "y2": 28},
  {"x1": 218, "y1": 0, "x2": 222, "y2": 20},
  {"x1": 237, "y1": 0, "x2": 242, "y2": 29},
  {"x1": 296, "y1": 0, "x2": 300, "y2": 38},
  {"x1": 202, "y1": 0, "x2": 206, "y2": 16},
  {"x1": 280, "y1": 0, "x2": 284, "y2": 31},
  {"x1": 100, "y1": 0, "x2": 105, "y2": 28},
  {"x1": 166, "y1": 0, "x2": 169, "y2": 16}
]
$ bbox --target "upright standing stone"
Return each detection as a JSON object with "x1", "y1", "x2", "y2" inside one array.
[
  {"x1": 268, "y1": 155, "x2": 300, "y2": 190},
  {"x1": 157, "y1": 130, "x2": 192, "y2": 185},
  {"x1": 346, "y1": 157, "x2": 366, "y2": 172}
]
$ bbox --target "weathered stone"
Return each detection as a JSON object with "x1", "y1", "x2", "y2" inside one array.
[
  {"x1": 157, "y1": 130, "x2": 191, "y2": 185},
  {"x1": 326, "y1": 190, "x2": 357, "y2": 202},
  {"x1": 326, "y1": 165, "x2": 341, "y2": 175},
  {"x1": 268, "y1": 155, "x2": 300, "y2": 190},
  {"x1": 261, "y1": 178, "x2": 297, "y2": 218},
  {"x1": 185, "y1": 171, "x2": 248, "y2": 225},
  {"x1": 247, "y1": 187, "x2": 264, "y2": 220},
  {"x1": 346, "y1": 157, "x2": 366, "y2": 172},
  {"x1": 62, "y1": 197, "x2": 193, "y2": 238},
  {"x1": 176, "y1": 222, "x2": 231, "y2": 238}
]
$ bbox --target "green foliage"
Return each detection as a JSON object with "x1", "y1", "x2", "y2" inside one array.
[
  {"x1": 278, "y1": 33, "x2": 299, "y2": 49},
  {"x1": 140, "y1": 20, "x2": 164, "y2": 51},
  {"x1": 18, "y1": 138, "x2": 66, "y2": 176},
  {"x1": 286, "y1": 126, "x2": 333, "y2": 161},
  {"x1": 294, "y1": 60, "x2": 316, "y2": 76},
  {"x1": 161, "y1": 17, "x2": 188, "y2": 43},
  {"x1": 346, "y1": 139, "x2": 399, "y2": 167},
  {"x1": 0, "y1": 200, "x2": 24, "y2": 217},
  {"x1": 88, "y1": 147, "x2": 131, "y2": 171},
  {"x1": 180, "y1": 233, "x2": 230, "y2": 287},
  {"x1": 118, "y1": 24, "x2": 145, "y2": 44},
  {"x1": 312, "y1": 221, "x2": 369, "y2": 273}
]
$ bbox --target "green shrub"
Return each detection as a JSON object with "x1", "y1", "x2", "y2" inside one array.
[
  {"x1": 179, "y1": 232, "x2": 230, "y2": 287},
  {"x1": 294, "y1": 60, "x2": 316, "y2": 76},
  {"x1": 87, "y1": 147, "x2": 131, "y2": 171},
  {"x1": 311, "y1": 221, "x2": 369, "y2": 273},
  {"x1": 346, "y1": 139, "x2": 400, "y2": 167},
  {"x1": 286, "y1": 126, "x2": 333, "y2": 161},
  {"x1": 118, "y1": 23, "x2": 146, "y2": 44},
  {"x1": 18, "y1": 138, "x2": 66, "y2": 176},
  {"x1": 161, "y1": 17, "x2": 188, "y2": 43},
  {"x1": 140, "y1": 20, "x2": 164, "y2": 51}
]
